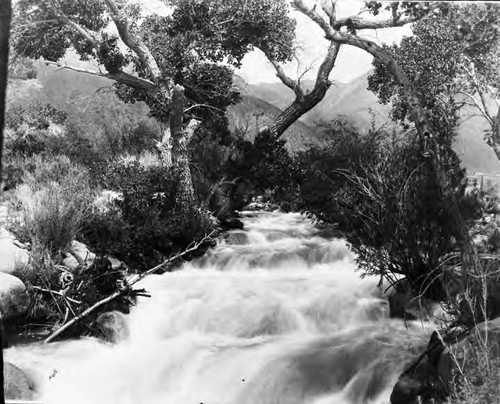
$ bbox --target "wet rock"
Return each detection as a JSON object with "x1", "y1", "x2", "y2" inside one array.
[
  {"x1": 0, "y1": 273, "x2": 30, "y2": 320},
  {"x1": 270, "y1": 204, "x2": 280, "y2": 211},
  {"x1": 4, "y1": 362, "x2": 37, "y2": 400},
  {"x1": 221, "y1": 217, "x2": 244, "y2": 230},
  {"x1": 390, "y1": 331, "x2": 448, "y2": 404},
  {"x1": 95, "y1": 311, "x2": 129, "y2": 343},
  {"x1": 243, "y1": 202, "x2": 266, "y2": 211},
  {"x1": 225, "y1": 232, "x2": 248, "y2": 245}
]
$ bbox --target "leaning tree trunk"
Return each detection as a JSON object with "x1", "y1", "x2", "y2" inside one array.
[
  {"x1": 323, "y1": 31, "x2": 482, "y2": 283},
  {"x1": 268, "y1": 42, "x2": 340, "y2": 138},
  {"x1": 170, "y1": 84, "x2": 199, "y2": 212},
  {"x1": 267, "y1": 85, "x2": 330, "y2": 137},
  {"x1": 387, "y1": 56, "x2": 481, "y2": 284}
]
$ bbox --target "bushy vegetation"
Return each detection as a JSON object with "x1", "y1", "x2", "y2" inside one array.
[
  {"x1": 83, "y1": 159, "x2": 215, "y2": 270},
  {"x1": 2, "y1": 94, "x2": 223, "y2": 335},
  {"x1": 295, "y1": 121, "x2": 478, "y2": 300}
]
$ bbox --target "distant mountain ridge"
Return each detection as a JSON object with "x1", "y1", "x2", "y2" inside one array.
[
  {"x1": 8, "y1": 59, "x2": 500, "y2": 175},
  {"x1": 238, "y1": 73, "x2": 500, "y2": 175}
]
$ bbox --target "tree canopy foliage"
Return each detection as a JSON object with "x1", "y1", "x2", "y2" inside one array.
[
  {"x1": 368, "y1": 3, "x2": 500, "y2": 157},
  {"x1": 12, "y1": 0, "x2": 295, "y2": 123}
]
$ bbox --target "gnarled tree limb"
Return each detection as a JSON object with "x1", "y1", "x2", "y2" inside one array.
[
  {"x1": 104, "y1": 0, "x2": 162, "y2": 81},
  {"x1": 45, "y1": 61, "x2": 157, "y2": 92},
  {"x1": 264, "y1": 41, "x2": 340, "y2": 138}
]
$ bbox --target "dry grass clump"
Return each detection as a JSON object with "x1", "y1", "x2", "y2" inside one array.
[{"x1": 6, "y1": 155, "x2": 95, "y2": 252}]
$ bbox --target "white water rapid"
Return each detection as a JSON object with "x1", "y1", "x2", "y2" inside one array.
[{"x1": 6, "y1": 211, "x2": 434, "y2": 404}]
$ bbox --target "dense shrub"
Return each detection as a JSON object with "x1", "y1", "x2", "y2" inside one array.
[
  {"x1": 225, "y1": 131, "x2": 299, "y2": 209},
  {"x1": 82, "y1": 160, "x2": 215, "y2": 270}
]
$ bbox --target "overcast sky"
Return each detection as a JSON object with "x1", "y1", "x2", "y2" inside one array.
[{"x1": 142, "y1": 0, "x2": 411, "y2": 84}]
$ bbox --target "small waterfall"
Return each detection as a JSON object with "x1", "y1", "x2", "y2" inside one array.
[{"x1": 5, "y1": 211, "x2": 432, "y2": 404}]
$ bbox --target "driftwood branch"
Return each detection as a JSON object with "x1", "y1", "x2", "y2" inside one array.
[{"x1": 43, "y1": 231, "x2": 217, "y2": 343}]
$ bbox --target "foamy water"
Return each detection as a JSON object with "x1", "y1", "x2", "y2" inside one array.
[{"x1": 5, "y1": 211, "x2": 432, "y2": 404}]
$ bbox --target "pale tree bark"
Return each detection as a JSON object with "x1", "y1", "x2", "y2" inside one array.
[
  {"x1": 0, "y1": 1, "x2": 11, "y2": 402},
  {"x1": 170, "y1": 85, "x2": 200, "y2": 209},
  {"x1": 292, "y1": 0, "x2": 481, "y2": 280}
]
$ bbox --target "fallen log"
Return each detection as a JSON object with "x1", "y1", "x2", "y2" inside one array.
[{"x1": 44, "y1": 230, "x2": 217, "y2": 343}]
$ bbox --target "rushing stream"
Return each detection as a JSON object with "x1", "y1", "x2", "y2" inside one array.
[{"x1": 6, "y1": 211, "x2": 433, "y2": 404}]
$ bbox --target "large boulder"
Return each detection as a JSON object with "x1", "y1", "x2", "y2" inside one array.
[
  {"x1": 390, "y1": 331, "x2": 449, "y2": 404},
  {"x1": 220, "y1": 217, "x2": 244, "y2": 230},
  {"x1": 94, "y1": 311, "x2": 129, "y2": 343},
  {"x1": 391, "y1": 319, "x2": 500, "y2": 404},
  {"x1": 0, "y1": 273, "x2": 30, "y2": 320},
  {"x1": 0, "y1": 235, "x2": 30, "y2": 274},
  {"x1": 4, "y1": 362, "x2": 37, "y2": 400},
  {"x1": 225, "y1": 231, "x2": 248, "y2": 245}
]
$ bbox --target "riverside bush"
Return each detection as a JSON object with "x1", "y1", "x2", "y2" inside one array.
[
  {"x1": 293, "y1": 121, "x2": 480, "y2": 301},
  {"x1": 82, "y1": 160, "x2": 215, "y2": 270}
]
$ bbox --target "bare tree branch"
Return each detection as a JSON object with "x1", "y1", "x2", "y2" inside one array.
[
  {"x1": 57, "y1": 14, "x2": 99, "y2": 48},
  {"x1": 183, "y1": 103, "x2": 224, "y2": 114},
  {"x1": 316, "y1": 41, "x2": 340, "y2": 86},
  {"x1": 104, "y1": 0, "x2": 162, "y2": 81},
  {"x1": 332, "y1": 14, "x2": 420, "y2": 30},
  {"x1": 269, "y1": 59, "x2": 303, "y2": 99},
  {"x1": 45, "y1": 61, "x2": 157, "y2": 92},
  {"x1": 320, "y1": 0, "x2": 337, "y2": 27},
  {"x1": 264, "y1": 40, "x2": 340, "y2": 138}
]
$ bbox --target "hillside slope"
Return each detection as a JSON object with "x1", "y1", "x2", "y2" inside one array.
[
  {"x1": 9, "y1": 61, "x2": 500, "y2": 175},
  {"x1": 245, "y1": 73, "x2": 500, "y2": 175}
]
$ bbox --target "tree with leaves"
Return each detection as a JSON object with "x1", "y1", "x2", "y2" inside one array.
[
  {"x1": 12, "y1": 0, "x2": 295, "y2": 210},
  {"x1": 369, "y1": 3, "x2": 500, "y2": 160},
  {"x1": 287, "y1": 0, "x2": 483, "y2": 287}
]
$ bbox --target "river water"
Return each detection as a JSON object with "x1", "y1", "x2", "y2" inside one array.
[{"x1": 5, "y1": 211, "x2": 433, "y2": 404}]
